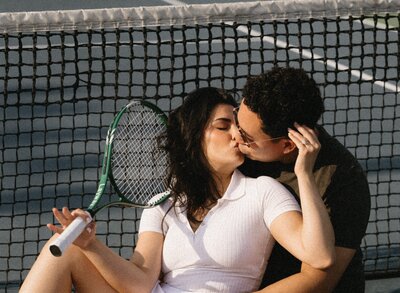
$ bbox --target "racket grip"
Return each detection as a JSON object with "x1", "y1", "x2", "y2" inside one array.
[{"x1": 49, "y1": 215, "x2": 91, "y2": 257}]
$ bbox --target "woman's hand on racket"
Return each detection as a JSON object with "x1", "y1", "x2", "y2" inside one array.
[
  {"x1": 288, "y1": 122, "x2": 321, "y2": 177},
  {"x1": 47, "y1": 207, "x2": 96, "y2": 248}
]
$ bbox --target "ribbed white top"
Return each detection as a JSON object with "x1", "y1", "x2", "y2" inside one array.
[{"x1": 140, "y1": 170, "x2": 301, "y2": 292}]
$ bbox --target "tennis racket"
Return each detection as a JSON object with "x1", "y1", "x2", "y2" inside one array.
[{"x1": 49, "y1": 100, "x2": 170, "y2": 257}]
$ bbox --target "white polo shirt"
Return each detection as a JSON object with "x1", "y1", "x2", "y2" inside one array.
[{"x1": 139, "y1": 169, "x2": 301, "y2": 292}]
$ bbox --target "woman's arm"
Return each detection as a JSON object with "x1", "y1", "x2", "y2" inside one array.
[
  {"x1": 81, "y1": 232, "x2": 163, "y2": 293},
  {"x1": 256, "y1": 247, "x2": 357, "y2": 293},
  {"x1": 49, "y1": 208, "x2": 163, "y2": 293},
  {"x1": 269, "y1": 124, "x2": 335, "y2": 270}
]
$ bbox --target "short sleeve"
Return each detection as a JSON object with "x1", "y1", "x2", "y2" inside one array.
[
  {"x1": 139, "y1": 204, "x2": 168, "y2": 235},
  {"x1": 258, "y1": 176, "x2": 301, "y2": 228}
]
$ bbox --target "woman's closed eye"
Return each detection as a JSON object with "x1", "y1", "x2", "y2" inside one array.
[
  {"x1": 216, "y1": 125, "x2": 230, "y2": 130},
  {"x1": 212, "y1": 119, "x2": 232, "y2": 131},
  {"x1": 215, "y1": 125, "x2": 231, "y2": 130}
]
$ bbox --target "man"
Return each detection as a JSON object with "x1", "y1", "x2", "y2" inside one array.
[{"x1": 235, "y1": 67, "x2": 371, "y2": 292}]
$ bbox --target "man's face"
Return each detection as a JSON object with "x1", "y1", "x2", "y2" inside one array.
[{"x1": 234, "y1": 101, "x2": 287, "y2": 162}]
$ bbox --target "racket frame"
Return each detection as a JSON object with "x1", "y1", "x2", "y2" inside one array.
[{"x1": 49, "y1": 100, "x2": 169, "y2": 256}]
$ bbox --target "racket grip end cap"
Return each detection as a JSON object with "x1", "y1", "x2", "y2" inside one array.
[
  {"x1": 48, "y1": 216, "x2": 89, "y2": 257},
  {"x1": 49, "y1": 245, "x2": 62, "y2": 257}
]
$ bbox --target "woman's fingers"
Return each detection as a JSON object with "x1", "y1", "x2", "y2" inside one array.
[
  {"x1": 50, "y1": 207, "x2": 91, "y2": 231},
  {"x1": 294, "y1": 123, "x2": 318, "y2": 145},
  {"x1": 62, "y1": 207, "x2": 74, "y2": 221},
  {"x1": 289, "y1": 123, "x2": 321, "y2": 176},
  {"x1": 52, "y1": 207, "x2": 69, "y2": 227},
  {"x1": 71, "y1": 209, "x2": 92, "y2": 223},
  {"x1": 288, "y1": 128, "x2": 312, "y2": 151},
  {"x1": 48, "y1": 208, "x2": 96, "y2": 246},
  {"x1": 85, "y1": 221, "x2": 96, "y2": 235},
  {"x1": 289, "y1": 123, "x2": 320, "y2": 151},
  {"x1": 288, "y1": 130, "x2": 302, "y2": 148},
  {"x1": 47, "y1": 223, "x2": 63, "y2": 234}
]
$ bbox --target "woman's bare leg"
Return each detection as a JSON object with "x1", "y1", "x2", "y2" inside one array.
[{"x1": 20, "y1": 234, "x2": 117, "y2": 293}]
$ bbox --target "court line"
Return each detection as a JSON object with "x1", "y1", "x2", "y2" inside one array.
[
  {"x1": 3, "y1": 32, "x2": 397, "y2": 93},
  {"x1": 3, "y1": 1, "x2": 398, "y2": 93},
  {"x1": 160, "y1": 0, "x2": 398, "y2": 93},
  {"x1": 233, "y1": 23, "x2": 399, "y2": 93}
]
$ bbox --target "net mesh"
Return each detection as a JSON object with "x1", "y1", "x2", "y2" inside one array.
[{"x1": 0, "y1": 1, "x2": 399, "y2": 290}]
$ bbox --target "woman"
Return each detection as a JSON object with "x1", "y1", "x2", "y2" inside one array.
[{"x1": 20, "y1": 87, "x2": 334, "y2": 292}]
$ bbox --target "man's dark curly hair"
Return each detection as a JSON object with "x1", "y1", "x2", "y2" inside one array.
[{"x1": 242, "y1": 67, "x2": 324, "y2": 138}]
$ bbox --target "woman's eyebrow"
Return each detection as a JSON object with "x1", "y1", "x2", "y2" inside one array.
[{"x1": 213, "y1": 117, "x2": 232, "y2": 123}]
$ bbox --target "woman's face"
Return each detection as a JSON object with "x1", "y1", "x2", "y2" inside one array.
[{"x1": 202, "y1": 104, "x2": 244, "y2": 175}]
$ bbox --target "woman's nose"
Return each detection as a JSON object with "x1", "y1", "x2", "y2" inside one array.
[{"x1": 232, "y1": 124, "x2": 245, "y2": 144}]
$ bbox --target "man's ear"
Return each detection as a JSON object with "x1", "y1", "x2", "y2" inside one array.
[{"x1": 282, "y1": 138, "x2": 297, "y2": 155}]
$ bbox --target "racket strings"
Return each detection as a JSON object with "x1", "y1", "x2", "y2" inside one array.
[{"x1": 111, "y1": 104, "x2": 168, "y2": 205}]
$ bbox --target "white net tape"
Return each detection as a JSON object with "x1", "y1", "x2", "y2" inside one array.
[{"x1": 1, "y1": 0, "x2": 398, "y2": 33}]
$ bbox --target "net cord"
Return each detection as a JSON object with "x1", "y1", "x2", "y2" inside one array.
[{"x1": 0, "y1": 0, "x2": 399, "y2": 33}]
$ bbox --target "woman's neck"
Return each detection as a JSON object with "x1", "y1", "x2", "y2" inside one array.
[
  {"x1": 214, "y1": 170, "x2": 234, "y2": 197},
  {"x1": 188, "y1": 171, "x2": 233, "y2": 232}
]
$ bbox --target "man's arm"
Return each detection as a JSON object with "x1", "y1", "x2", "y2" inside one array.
[{"x1": 257, "y1": 247, "x2": 356, "y2": 293}]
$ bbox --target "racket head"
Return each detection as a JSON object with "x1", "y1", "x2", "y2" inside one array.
[{"x1": 106, "y1": 100, "x2": 170, "y2": 208}]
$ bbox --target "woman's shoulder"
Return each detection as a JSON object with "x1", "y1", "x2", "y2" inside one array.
[
  {"x1": 143, "y1": 197, "x2": 175, "y2": 216},
  {"x1": 243, "y1": 171, "x2": 285, "y2": 188},
  {"x1": 231, "y1": 170, "x2": 285, "y2": 198}
]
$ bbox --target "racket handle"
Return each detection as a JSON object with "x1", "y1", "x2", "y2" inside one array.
[{"x1": 49, "y1": 215, "x2": 91, "y2": 257}]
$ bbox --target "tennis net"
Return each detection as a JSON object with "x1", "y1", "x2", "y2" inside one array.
[{"x1": 0, "y1": 0, "x2": 399, "y2": 289}]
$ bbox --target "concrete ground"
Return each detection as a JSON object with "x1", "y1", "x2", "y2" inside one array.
[{"x1": 366, "y1": 277, "x2": 400, "y2": 293}]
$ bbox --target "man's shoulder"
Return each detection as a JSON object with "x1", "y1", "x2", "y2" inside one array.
[{"x1": 317, "y1": 126, "x2": 357, "y2": 165}]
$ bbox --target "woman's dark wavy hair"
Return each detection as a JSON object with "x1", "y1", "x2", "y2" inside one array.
[
  {"x1": 242, "y1": 67, "x2": 324, "y2": 138},
  {"x1": 162, "y1": 87, "x2": 237, "y2": 224}
]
